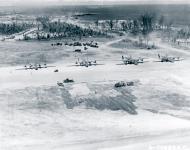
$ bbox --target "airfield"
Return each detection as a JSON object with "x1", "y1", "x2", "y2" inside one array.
[{"x1": 0, "y1": 31, "x2": 190, "y2": 150}]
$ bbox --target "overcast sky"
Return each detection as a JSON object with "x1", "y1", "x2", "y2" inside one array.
[{"x1": 1, "y1": 0, "x2": 190, "y2": 6}]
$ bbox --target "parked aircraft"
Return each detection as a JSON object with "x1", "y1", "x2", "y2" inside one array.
[
  {"x1": 16, "y1": 64, "x2": 56, "y2": 70},
  {"x1": 117, "y1": 55, "x2": 147, "y2": 65},
  {"x1": 72, "y1": 58, "x2": 103, "y2": 67},
  {"x1": 156, "y1": 54, "x2": 184, "y2": 63}
]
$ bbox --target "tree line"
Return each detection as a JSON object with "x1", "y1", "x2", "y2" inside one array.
[
  {"x1": 36, "y1": 17, "x2": 106, "y2": 39},
  {"x1": 0, "y1": 22, "x2": 33, "y2": 35}
]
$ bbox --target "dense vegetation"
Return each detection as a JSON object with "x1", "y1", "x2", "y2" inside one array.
[
  {"x1": 0, "y1": 23, "x2": 33, "y2": 35},
  {"x1": 44, "y1": 22, "x2": 104, "y2": 37},
  {"x1": 36, "y1": 17, "x2": 105, "y2": 39}
]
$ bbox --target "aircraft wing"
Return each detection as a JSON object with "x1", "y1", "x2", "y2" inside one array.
[
  {"x1": 153, "y1": 60, "x2": 163, "y2": 62},
  {"x1": 174, "y1": 58, "x2": 184, "y2": 61},
  {"x1": 154, "y1": 59, "x2": 183, "y2": 63},
  {"x1": 90, "y1": 63, "x2": 104, "y2": 66},
  {"x1": 116, "y1": 61, "x2": 148, "y2": 65},
  {"x1": 68, "y1": 64, "x2": 104, "y2": 67},
  {"x1": 40, "y1": 65, "x2": 56, "y2": 68},
  {"x1": 16, "y1": 67, "x2": 34, "y2": 70},
  {"x1": 16, "y1": 65, "x2": 56, "y2": 70},
  {"x1": 153, "y1": 60, "x2": 174, "y2": 63},
  {"x1": 16, "y1": 68, "x2": 29, "y2": 70},
  {"x1": 116, "y1": 63, "x2": 126, "y2": 65},
  {"x1": 68, "y1": 64, "x2": 82, "y2": 67},
  {"x1": 139, "y1": 60, "x2": 149, "y2": 63}
]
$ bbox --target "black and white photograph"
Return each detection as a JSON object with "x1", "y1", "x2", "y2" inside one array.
[{"x1": 0, "y1": 0, "x2": 190, "y2": 150}]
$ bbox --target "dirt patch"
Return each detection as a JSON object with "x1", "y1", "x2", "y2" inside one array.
[
  {"x1": 0, "y1": 83, "x2": 137, "y2": 114},
  {"x1": 110, "y1": 39, "x2": 157, "y2": 50}
]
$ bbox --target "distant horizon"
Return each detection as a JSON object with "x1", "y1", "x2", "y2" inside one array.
[{"x1": 1, "y1": 0, "x2": 190, "y2": 7}]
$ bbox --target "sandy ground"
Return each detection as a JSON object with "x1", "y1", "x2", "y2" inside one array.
[{"x1": 0, "y1": 34, "x2": 190, "y2": 150}]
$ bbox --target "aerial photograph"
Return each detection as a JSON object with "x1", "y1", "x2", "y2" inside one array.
[{"x1": 0, "y1": 0, "x2": 190, "y2": 150}]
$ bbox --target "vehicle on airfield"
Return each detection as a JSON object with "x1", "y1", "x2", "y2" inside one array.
[
  {"x1": 74, "y1": 49, "x2": 82, "y2": 53},
  {"x1": 51, "y1": 42, "x2": 63, "y2": 46},
  {"x1": 83, "y1": 41, "x2": 99, "y2": 48},
  {"x1": 127, "y1": 81, "x2": 134, "y2": 86},
  {"x1": 114, "y1": 81, "x2": 135, "y2": 88},
  {"x1": 114, "y1": 81, "x2": 126, "y2": 88},
  {"x1": 66, "y1": 41, "x2": 82, "y2": 47},
  {"x1": 73, "y1": 42, "x2": 82, "y2": 46},
  {"x1": 54, "y1": 69, "x2": 59, "y2": 72},
  {"x1": 63, "y1": 78, "x2": 74, "y2": 83},
  {"x1": 84, "y1": 46, "x2": 88, "y2": 50},
  {"x1": 57, "y1": 81, "x2": 64, "y2": 87}
]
